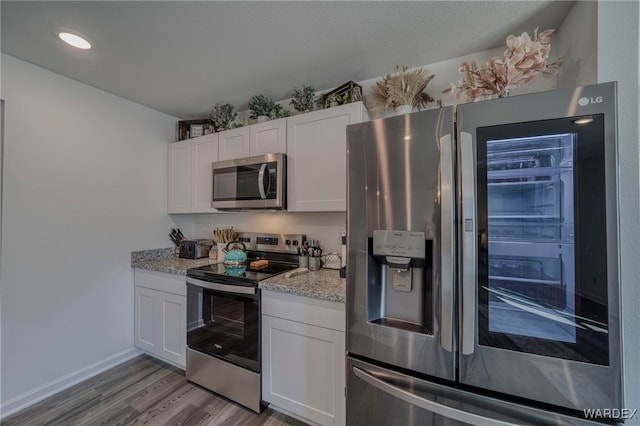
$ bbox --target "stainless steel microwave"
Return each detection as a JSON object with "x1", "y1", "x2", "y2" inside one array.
[{"x1": 211, "y1": 153, "x2": 286, "y2": 210}]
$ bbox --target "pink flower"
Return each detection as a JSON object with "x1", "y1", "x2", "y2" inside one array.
[{"x1": 444, "y1": 27, "x2": 562, "y2": 102}]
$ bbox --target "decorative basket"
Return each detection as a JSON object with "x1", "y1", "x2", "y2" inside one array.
[
  {"x1": 177, "y1": 119, "x2": 215, "y2": 141},
  {"x1": 321, "y1": 81, "x2": 363, "y2": 108}
]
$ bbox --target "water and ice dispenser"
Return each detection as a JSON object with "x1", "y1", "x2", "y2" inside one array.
[{"x1": 368, "y1": 230, "x2": 432, "y2": 333}]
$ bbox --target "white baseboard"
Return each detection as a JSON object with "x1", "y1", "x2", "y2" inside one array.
[
  {"x1": 268, "y1": 403, "x2": 322, "y2": 426},
  {"x1": 0, "y1": 347, "x2": 143, "y2": 419}
]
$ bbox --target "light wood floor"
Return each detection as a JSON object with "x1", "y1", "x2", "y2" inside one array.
[{"x1": 2, "y1": 354, "x2": 309, "y2": 426}]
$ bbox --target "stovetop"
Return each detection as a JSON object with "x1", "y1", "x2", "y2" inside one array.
[
  {"x1": 186, "y1": 232, "x2": 304, "y2": 286},
  {"x1": 187, "y1": 260, "x2": 297, "y2": 286}
]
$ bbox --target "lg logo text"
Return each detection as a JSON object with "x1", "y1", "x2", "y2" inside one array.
[{"x1": 578, "y1": 96, "x2": 604, "y2": 106}]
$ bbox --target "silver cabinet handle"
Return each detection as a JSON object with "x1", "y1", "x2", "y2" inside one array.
[
  {"x1": 186, "y1": 277, "x2": 256, "y2": 295},
  {"x1": 352, "y1": 366, "x2": 521, "y2": 426},
  {"x1": 439, "y1": 134, "x2": 454, "y2": 353},
  {"x1": 258, "y1": 163, "x2": 267, "y2": 199},
  {"x1": 460, "y1": 132, "x2": 476, "y2": 356}
]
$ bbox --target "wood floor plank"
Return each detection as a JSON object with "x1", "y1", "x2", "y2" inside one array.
[
  {"x1": 1, "y1": 388, "x2": 102, "y2": 426},
  {"x1": 2, "y1": 355, "x2": 309, "y2": 426},
  {"x1": 71, "y1": 363, "x2": 185, "y2": 424}
]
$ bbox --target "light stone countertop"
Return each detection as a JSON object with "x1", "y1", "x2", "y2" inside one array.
[
  {"x1": 259, "y1": 268, "x2": 346, "y2": 304},
  {"x1": 131, "y1": 248, "x2": 346, "y2": 303},
  {"x1": 131, "y1": 248, "x2": 216, "y2": 275}
]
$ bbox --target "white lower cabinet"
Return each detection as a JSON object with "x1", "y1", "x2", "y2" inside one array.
[
  {"x1": 134, "y1": 269, "x2": 186, "y2": 369},
  {"x1": 262, "y1": 290, "x2": 345, "y2": 426}
]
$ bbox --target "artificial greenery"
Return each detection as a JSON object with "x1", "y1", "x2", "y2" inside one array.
[
  {"x1": 276, "y1": 108, "x2": 293, "y2": 118},
  {"x1": 248, "y1": 95, "x2": 279, "y2": 119},
  {"x1": 290, "y1": 85, "x2": 316, "y2": 112},
  {"x1": 326, "y1": 93, "x2": 341, "y2": 106},
  {"x1": 210, "y1": 103, "x2": 237, "y2": 130}
]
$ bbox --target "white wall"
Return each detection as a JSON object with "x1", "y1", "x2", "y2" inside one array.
[
  {"x1": 597, "y1": 2, "x2": 640, "y2": 421},
  {"x1": 0, "y1": 54, "x2": 179, "y2": 415},
  {"x1": 556, "y1": 1, "x2": 598, "y2": 88}
]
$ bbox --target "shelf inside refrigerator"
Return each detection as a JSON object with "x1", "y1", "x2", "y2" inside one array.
[
  {"x1": 486, "y1": 133, "x2": 574, "y2": 171},
  {"x1": 488, "y1": 220, "x2": 572, "y2": 241},
  {"x1": 488, "y1": 183, "x2": 561, "y2": 218},
  {"x1": 488, "y1": 255, "x2": 561, "y2": 284}
]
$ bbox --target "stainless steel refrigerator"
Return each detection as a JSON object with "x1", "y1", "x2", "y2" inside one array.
[{"x1": 346, "y1": 82, "x2": 621, "y2": 425}]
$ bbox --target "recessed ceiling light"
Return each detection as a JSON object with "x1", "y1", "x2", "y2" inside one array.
[{"x1": 58, "y1": 32, "x2": 92, "y2": 50}]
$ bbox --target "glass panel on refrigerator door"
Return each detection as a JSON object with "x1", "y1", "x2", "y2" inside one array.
[{"x1": 476, "y1": 115, "x2": 609, "y2": 365}]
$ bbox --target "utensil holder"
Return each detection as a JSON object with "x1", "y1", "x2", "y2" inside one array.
[
  {"x1": 217, "y1": 246, "x2": 226, "y2": 263},
  {"x1": 309, "y1": 257, "x2": 321, "y2": 271},
  {"x1": 299, "y1": 255, "x2": 309, "y2": 269}
]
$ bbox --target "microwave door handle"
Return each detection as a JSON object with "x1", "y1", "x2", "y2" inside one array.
[
  {"x1": 258, "y1": 163, "x2": 267, "y2": 199},
  {"x1": 460, "y1": 131, "x2": 477, "y2": 356}
]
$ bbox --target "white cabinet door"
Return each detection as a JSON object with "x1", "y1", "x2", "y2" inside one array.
[
  {"x1": 218, "y1": 127, "x2": 251, "y2": 161},
  {"x1": 250, "y1": 118, "x2": 287, "y2": 155},
  {"x1": 134, "y1": 286, "x2": 159, "y2": 354},
  {"x1": 158, "y1": 291, "x2": 186, "y2": 366},
  {"x1": 262, "y1": 315, "x2": 345, "y2": 426},
  {"x1": 287, "y1": 102, "x2": 367, "y2": 211},
  {"x1": 191, "y1": 134, "x2": 219, "y2": 213},
  {"x1": 167, "y1": 140, "x2": 192, "y2": 213},
  {"x1": 134, "y1": 270, "x2": 187, "y2": 369},
  {"x1": 262, "y1": 290, "x2": 346, "y2": 426}
]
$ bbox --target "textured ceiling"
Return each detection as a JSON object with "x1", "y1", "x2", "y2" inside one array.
[{"x1": 1, "y1": 1, "x2": 574, "y2": 119}]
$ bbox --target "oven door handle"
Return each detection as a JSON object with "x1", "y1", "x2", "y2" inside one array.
[{"x1": 186, "y1": 277, "x2": 257, "y2": 295}]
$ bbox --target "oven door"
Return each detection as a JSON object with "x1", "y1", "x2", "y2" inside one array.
[
  {"x1": 211, "y1": 153, "x2": 285, "y2": 210},
  {"x1": 186, "y1": 277, "x2": 260, "y2": 372}
]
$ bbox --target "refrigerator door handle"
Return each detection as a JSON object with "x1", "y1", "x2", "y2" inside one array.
[
  {"x1": 460, "y1": 132, "x2": 476, "y2": 356},
  {"x1": 439, "y1": 134, "x2": 454, "y2": 353},
  {"x1": 352, "y1": 366, "x2": 518, "y2": 426}
]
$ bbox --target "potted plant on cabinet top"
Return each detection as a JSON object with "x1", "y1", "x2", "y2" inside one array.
[
  {"x1": 210, "y1": 103, "x2": 237, "y2": 131},
  {"x1": 248, "y1": 94, "x2": 278, "y2": 122},
  {"x1": 290, "y1": 85, "x2": 316, "y2": 113},
  {"x1": 325, "y1": 93, "x2": 341, "y2": 108},
  {"x1": 370, "y1": 65, "x2": 435, "y2": 114}
]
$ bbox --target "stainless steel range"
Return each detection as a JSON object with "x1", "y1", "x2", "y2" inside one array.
[{"x1": 185, "y1": 232, "x2": 304, "y2": 413}]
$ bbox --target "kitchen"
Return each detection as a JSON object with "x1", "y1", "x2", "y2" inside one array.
[{"x1": 1, "y1": 1, "x2": 639, "y2": 425}]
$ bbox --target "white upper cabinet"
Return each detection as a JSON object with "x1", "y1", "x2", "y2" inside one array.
[
  {"x1": 167, "y1": 133, "x2": 220, "y2": 214},
  {"x1": 219, "y1": 119, "x2": 287, "y2": 161},
  {"x1": 250, "y1": 118, "x2": 287, "y2": 156},
  {"x1": 218, "y1": 126, "x2": 251, "y2": 161},
  {"x1": 191, "y1": 134, "x2": 219, "y2": 213},
  {"x1": 286, "y1": 102, "x2": 368, "y2": 212},
  {"x1": 167, "y1": 139, "x2": 192, "y2": 213}
]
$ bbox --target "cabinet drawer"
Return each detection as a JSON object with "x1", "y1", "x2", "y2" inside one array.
[
  {"x1": 134, "y1": 269, "x2": 186, "y2": 296},
  {"x1": 262, "y1": 290, "x2": 345, "y2": 332}
]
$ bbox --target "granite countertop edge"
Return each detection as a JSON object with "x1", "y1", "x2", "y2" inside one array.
[
  {"x1": 259, "y1": 269, "x2": 346, "y2": 304},
  {"x1": 131, "y1": 248, "x2": 215, "y2": 276}
]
